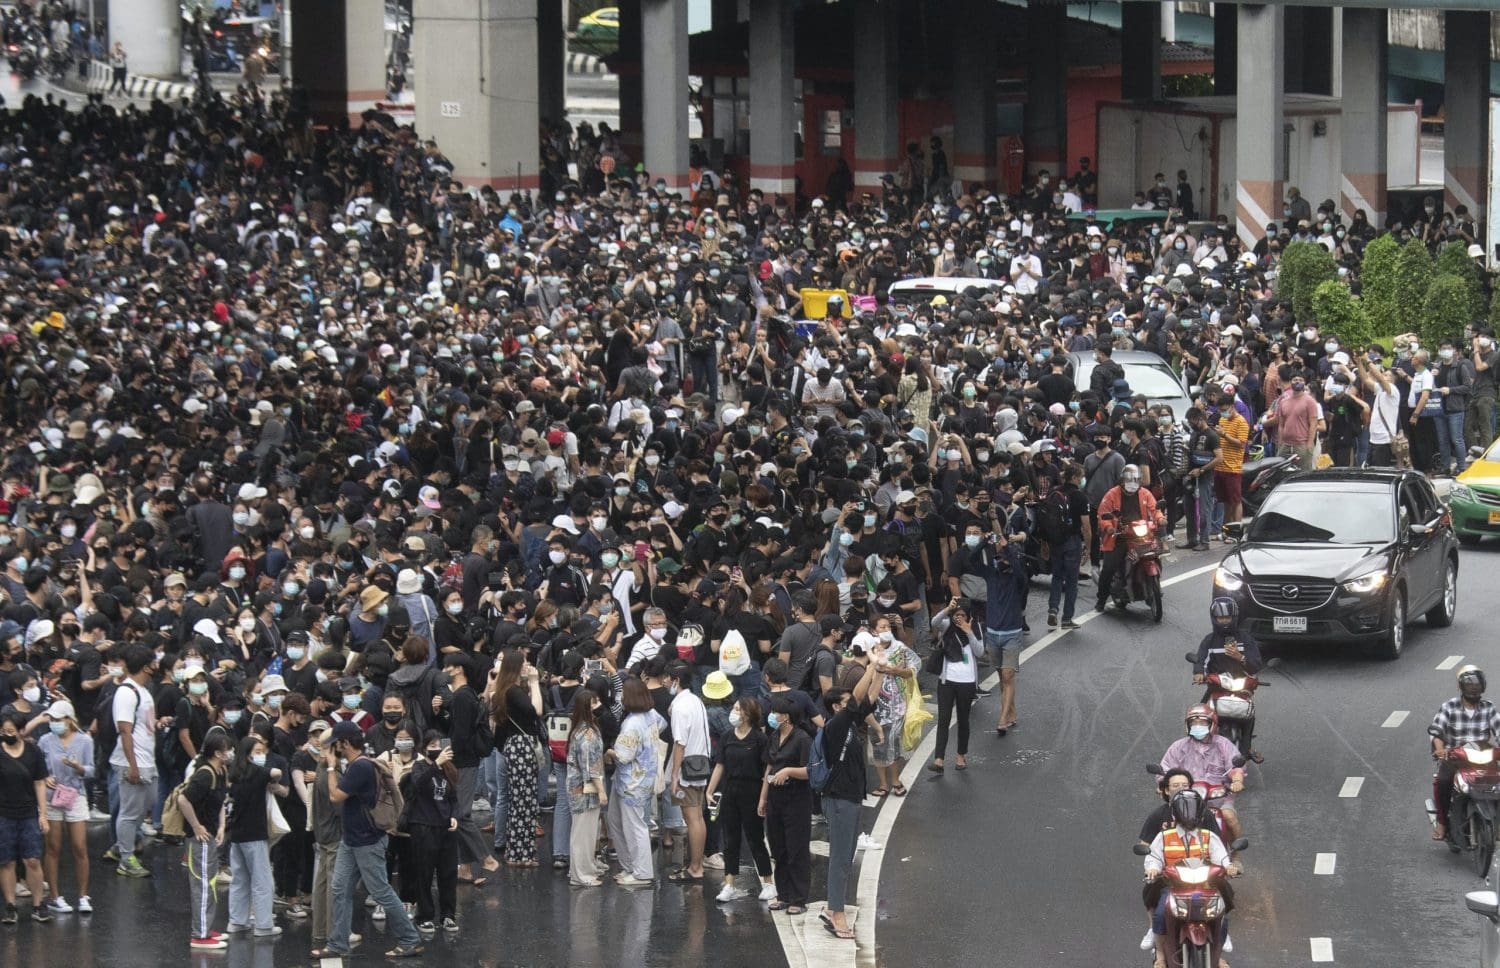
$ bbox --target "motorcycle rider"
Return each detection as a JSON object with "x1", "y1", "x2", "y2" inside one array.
[
  {"x1": 1143, "y1": 788, "x2": 1236, "y2": 968},
  {"x1": 1428, "y1": 665, "x2": 1500, "y2": 843},
  {"x1": 1193, "y1": 597, "x2": 1264, "y2": 763},
  {"x1": 1094, "y1": 464, "x2": 1164, "y2": 612},
  {"x1": 1138, "y1": 769, "x2": 1227, "y2": 960},
  {"x1": 1160, "y1": 704, "x2": 1246, "y2": 856}
]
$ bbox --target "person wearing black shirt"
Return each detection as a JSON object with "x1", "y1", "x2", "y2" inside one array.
[
  {"x1": 0, "y1": 715, "x2": 48, "y2": 922},
  {"x1": 225, "y1": 733, "x2": 288, "y2": 937},
  {"x1": 490, "y1": 650, "x2": 543, "y2": 866},
  {"x1": 706, "y1": 697, "x2": 775, "y2": 902},
  {"x1": 1044, "y1": 465, "x2": 1092, "y2": 629},
  {"x1": 820, "y1": 660, "x2": 879, "y2": 940},
  {"x1": 438, "y1": 654, "x2": 497, "y2": 883},
  {"x1": 177, "y1": 732, "x2": 233, "y2": 949},
  {"x1": 760, "y1": 694, "x2": 812, "y2": 912},
  {"x1": 1136, "y1": 769, "x2": 1229, "y2": 953},
  {"x1": 404, "y1": 733, "x2": 459, "y2": 931},
  {"x1": 1037, "y1": 357, "x2": 1076, "y2": 409}
]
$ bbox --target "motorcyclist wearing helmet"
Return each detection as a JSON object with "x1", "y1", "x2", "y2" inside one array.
[
  {"x1": 1160, "y1": 703, "x2": 1245, "y2": 851},
  {"x1": 1143, "y1": 789, "x2": 1236, "y2": 968},
  {"x1": 1094, "y1": 463, "x2": 1164, "y2": 612},
  {"x1": 1428, "y1": 665, "x2": 1500, "y2": 842},
  {"x1": 1194, "y1": 597, "x2": 1264, "y2": 763},
  {"x1": 1137, "y1": 770, "x2": 1229, "y2": 960}
]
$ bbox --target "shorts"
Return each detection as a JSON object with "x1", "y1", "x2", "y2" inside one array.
[
  {"x1": 0, "y1": 815, "x2": 43, "y2": 863},
  {"x1": 984, "y1": 627, "x2": 1023, "y2": 672},
  {"x1": 46, "y1": 791, "x2": 90, "y2": 824},
  {"x1": 676, "y1": 785, "x2": 706, "y2": 810},
  {"x1": 1212, "y1": 470, "x2": 1242, "y2": 506}
]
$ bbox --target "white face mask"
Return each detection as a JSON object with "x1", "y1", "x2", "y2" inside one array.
[
  {"x1": 649, "y1": 627, "x2": 667, "y2": 641},
  {"x1": 590, "y1": 517, "x2": 608, "y2": 532},
  {"x1": 299, "y1": 526, "x2": 316, "y2": 540},
  {"x1": 549, "y1": 550, "x2": 567, "y2": 565}
]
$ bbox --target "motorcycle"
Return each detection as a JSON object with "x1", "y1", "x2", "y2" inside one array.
[
  {"x1": 1103, "y1": 514, "x2": 1164, "y2": 622},
  {"x1": 1238, "y1": 447, "x2": 1301, "y2": 517},
  {"x1": 1184, "y1": 651, "x2": 1265, "y2": 761},
  {"x1": 1148, "y1": 762, "x2": 1243, "y2": 839},
  {"x1": 1133, "y1": 837, "x2": 1249, "y2": 968},
  {"x1": 1426, "y1": 743, "x2": 1500, "y2": 878},
  {"x1": 6, "y1": 41, "x2": 36, "y2": 80}
]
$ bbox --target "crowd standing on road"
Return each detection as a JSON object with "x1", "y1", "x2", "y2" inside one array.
[{"x1": 0, "y1": 69, "x2": 1493, "y2": 960}]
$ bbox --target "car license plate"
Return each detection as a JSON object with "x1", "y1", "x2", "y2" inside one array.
[
  {"x1": 1488, "y1": 510, "x2": 1500, "y2": 525},
  {"x1": 1273, "y1": 616, "x2": 1308, "y2": 633}
]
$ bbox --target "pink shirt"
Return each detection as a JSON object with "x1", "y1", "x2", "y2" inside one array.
[{"x1": 1273, "y1": 389, "x2": 1319, "y2": 445}]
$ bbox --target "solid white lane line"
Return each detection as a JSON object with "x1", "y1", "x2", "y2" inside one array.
[
  {"x1": 850, "y1": 558, "x2": 1222, "y2": 968},
  {"x1": 1381, "y1": 710, "x2": 1409, "y2": 728},
  {"x1": 1339, "y1": 777, "x2": 1365, "y2": 798},
  {"x1": 1310, "y1": 937, "x2": 1335, "y2": 961},
  {"x1": 1437, "y1": 655, "x2": 1465, "y2": 671},
  {"x1": 1314, "y1": 853, "x2": 1337, "y2": 875}
]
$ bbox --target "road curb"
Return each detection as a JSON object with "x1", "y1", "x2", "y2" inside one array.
[
  {"x1": 566, "y1": 51, "x2": 608, "y2": 75},
  {"x1": 84, "y1": 59, "x2": 195, "y2": 102}
]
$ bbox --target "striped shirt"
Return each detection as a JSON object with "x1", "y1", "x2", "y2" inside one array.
[{"x1": 1428, "y1": 696, "x2": 1500, "y2": 747}]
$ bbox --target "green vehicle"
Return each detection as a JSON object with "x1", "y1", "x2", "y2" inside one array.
[
  {"x1": 574, "y1": 6, "x2": 618, "y2": 55},
  {"x1": 1447, "y1": 436, "x2": 1500, "y2": 545}
]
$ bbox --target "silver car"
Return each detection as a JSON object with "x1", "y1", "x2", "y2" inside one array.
[
  {"x1": 1467, "y1": 890, "x2": 1500, "y2": 965},
  {"x1": 1067, "y1": 349, "x2": 1194, "y2": 424}
]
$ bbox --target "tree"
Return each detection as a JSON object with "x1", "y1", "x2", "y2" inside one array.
[
  {"x1": 1393, "y1": 238, "x2": 1435, "y2": 339},
  {"x1": 1423, "y1": 275, "x2": 1473, "y2": 346},
  {"x1": 1435, "y1": 240, "x2": 1485, "y2": 322},
  {"x1": 1311, "y1": 279, "x2": 1373, "y2": 349},
  {"x1": 1359, "y1": 234, "x2": 1401, "y2": 337},
  {"x1": 1276, "y1": 241, "x2": 1337, "y2": 324}
]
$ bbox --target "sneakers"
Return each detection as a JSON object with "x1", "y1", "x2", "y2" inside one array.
[
  {"x1": 1047, "y1": 611, "x2": 1058, "y2": 628},
  {"x1": 88, "y1": 808, "x2": 111, "y2": 823},
  {"x1": 115, "y1": 856, "x2": 151, "y2": 878},
  {"x1": 31, "y1": 908, "x2": 52, "y2": 924},
  {"x1": 1141, "y1": 929, "x2": 1156, "y2": 951},
  {"x1": 77, "y1": 896, "x2": 92, "y2": 913},
  {"x1": 285, "y1": 904, "x2": 308, "y2": 920},
  {"x1": 615, "y1": 875, "x2": 652, "y2": 888},
  {"x1": 1, "y1": 904, "x2": 16, "y2": 924},
  {"x1": 140, "y1": 822, "x2": 157, "y2": 838},
  {"x1": 252, "y1": 926, "x2": 282, "y2": 938},
  {"x1": 371, "y1": 905, "x2": 387, "y2": 922},
  {"x1": 703, "y1": 853, "x2": 725, "y2": 870},
  {"x1": 715, "y1": 884, "x2": 749, "y2": 903},
  {"x1": 417, "y1": 921, "x2": 436, "y2": 934},
  {"x1": 14, "y1": 882, "x2": 29, "y2": 899},
  {"x1": 856, "y1": 833, "x2": 883, "y2": 851},
  {"x1": 46, "y1": 897, "x2": 73, "y2": 914},
  {"x1": 1060, "y1": 619, "x2": 1080, "y2": 630},
  {"x1": 191, "y1": 936, "x2": 228, "y2": 951},
  {"x1": 758, "y1": 882, "x2": 778, "y2": 901},
  {"x1": 101, "y1": 847, "x2": 120, "y2": 863}
]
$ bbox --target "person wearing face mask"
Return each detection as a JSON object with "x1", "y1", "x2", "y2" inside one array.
[
  {"x1": 177, "y1": 731, "x2": 234, "y2": 950},
  {"x1": 704, "y1": 695, "x2": 775, "y2": 901},
  {"x1": 402, "y1": 729, "x2": 459, "y2": 934},
  {"x1": 1094, "y1": 465, "x2": 1164, "y2": 613},
  {"x1": 1159, "y1": 704, "x2": 1246, "y2": 857},
  {"x1": 0, "y1": 670, "x2": 47, "y2": 740},
  {"x1": 108, "y1": 644, "x2": 158, "y2": 880},
  {"x1": 36, "y1": 699, "x2": 93, "y2": 915},
  {"x1": 0, "y1": 707, "x2": 50, "y2": 926},
  {"x1": 224, "y1": 732, "x2": 289, "y2": 939},
  {"x1": 759, "y1": 692, "x2": 813, "y2": 913},
  {"x1": 1469, "y1": 329, "x2": 1500, "y2": 449},
  {"x1": 538, "y1": 534, "x2": 588, "y2": 609},
  {"x1": 1432, "y1": 338, "x2": 1474, "y2": 475},
  {"x1": 1262, "y1": 371, "x2": 1321, "y2": 474}
]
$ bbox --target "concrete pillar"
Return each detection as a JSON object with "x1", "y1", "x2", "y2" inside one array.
[
  {"x1": 292, "y1": 0, "x2": 388, "y2": 126},
  {"x1": 852, "y1": 0, "x2": 898, "y2": 190},
  {"x1": 1214, "y1": 7, "x2": 1236, "y2": 97},
  {"x1": 1024, "y1": 0, "x2": 1067, "y2": 176},
  {"x1": 538, "y1": 0, "x2": 565, "y2": 125},
  {"x1": 414, "y1": 0, "x2": 540, "y2": 192},
  {"x1": 108, "y1": 0, "x2": 179, "y2": 78},
  {"x1": 1234, "y1": 4, "x2": 1283, "y2": 248},
  {"x1": 1284, "y1": 6, "x2": 1332, "y2": 96},
  {"x1": 617, "y1": 0, "x2": 643, "y2": 156},
  {"x1": 748, "y1": 0, "x2": 796, "y2": 195},
  {"x1": 1444, "y1": 10, "x2": 1491, "y2": 217},
  {"x1": 641, "y1": 0, "x2": 690, "y2": 190},
  {"x1": 1161, "y1": 1, "x2": 1176, "y2": 44},
  {"x1": 1339, "y1": 7, "x2": 1387, "y2": 224},
  {"x1": 952, "y1": 0, "x2": 996, "y2": 186},
  {"x1": 1121, "y1": 1, "x2": 1162, "y2": 101}
]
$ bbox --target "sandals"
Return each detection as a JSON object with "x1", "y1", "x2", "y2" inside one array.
[
  {"x1": 786, "y1": 904, "x2": 807, "y2": 915},
  {"x1": 822, "y1": 921, "x2": 855, "y2": 940},
  {"x1": 956, "y1": 758, "x2": 967, "y2": 772},
  {"x1": 928, "y1": 760, "x2": 944, "y2": 773},
  {"x1": 666, "y1": 868, "x2": 704, "y2": 882},
  {"x1": 310, "y1": 948, "x2": 346, "y2": 960},
  {"x1": 869, "y1": 787, "x2": 889, "y2": 798},
  {"x1": 768, "y1": 900, "x2": 789, "y2": 911},
  {"x1": 891, "y1": 784, "x2": 907, "y2": 797},
  {"x1": 387, "y1": 945, "x2": 425, "y2": 958}
]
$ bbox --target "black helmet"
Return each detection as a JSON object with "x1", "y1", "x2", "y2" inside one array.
[
  {"x1": 1459, "y1": 665, "x2": 1487, "y2": 694},
  {"x1": 1209, "y1": 596, "x2": 1238, "y2": 630},
  {"x1": 1170, "y1": 789, "x2": 1205, "y2": 830}
]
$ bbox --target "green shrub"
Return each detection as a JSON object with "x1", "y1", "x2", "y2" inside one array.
[
  {"x1": 1393, "y1": 239, "x2": 1434, "y2": 339},
  {"x1": 1422, "y1": 274, "x2": 1473, "y2": 345},
  {"x1": 1311, "y1": 279, "x2": 1373, "y2": 349},
  {"x1": 1359, "y1": 234, "x2": 1401, "y2": 337},
  {"x1": 1435, "y1": 240, "x2": 1485, "y2": 322},
  {"x1": 1276, "y1": 241, "x2": 1337, "y2": 323}
]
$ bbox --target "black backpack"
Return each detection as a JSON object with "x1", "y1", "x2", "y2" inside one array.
[
  {"x1": 1036, "y1": 488, "x2": 1076, "y2": 545},
  {"x1": 93, "y1": 680, "x2": 137, "y2": 760}
]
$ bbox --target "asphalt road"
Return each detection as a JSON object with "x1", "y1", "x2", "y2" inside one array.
[{"x1": 875, "y1": 541, "x2": 1498, "y2": 968}]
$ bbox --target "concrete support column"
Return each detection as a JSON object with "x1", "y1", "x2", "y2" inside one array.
[
  {"x1": 1214, "y1": 8, "x2": 1236, "y2": 97},
  {"x1": 1444, "y1": 10, "x2": 1491, "y2": 217},
  {"x1": 852, "y1": 0, "x2": 898, "y2": 190},
  {"x1": 108, "y1": 0, "x2": 179, "y2": 77},
  {"x1": 1339, "y1": 7, "x2": 1387, "y2": 224},
  {"x1": 618, "y1": 0, "x2": 643, "y2": 156},
  {"x1": 1161, "y1": 1, "x2": 1176, "y2": 44},
  {"x1": 1121, "y1": 1, "x2": 1162, "y2": 101},
  {"x1": 292, "y1": 0, "x2": 388, "y2": 125},
  {"x1": 952, "y1": 0, "x2": 996, "y2": 186},
  {"x1": 748, "y1": 0, "x2": 796, "y2": 196},
  {"x1": 1234, "y1": 4, "x2": 1283, "y2": 248},
  {"x1": 538, "y1": 0, "x2": 565, "y2": 125},
  {"x1": 414, "y1": 0, "x2": 540, "y2": 192},
  {"x1": 1024, "y1": 0, "x2": 1067, "y2": 176},
  {"x1": 1284, "y1": 6, "x2": 1332, "y2": 95},
  {"x1": 641, "y1": 0, "x2": 690, "y2": 190}
]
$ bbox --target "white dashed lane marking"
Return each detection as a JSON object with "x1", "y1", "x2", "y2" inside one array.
[
  {"x1": 1310, "y1": 937, "x2": 1335, "y2": 961},
  {"x1": 1381, "y1": 710, "x2": 1409, "y2": 728},
  {"x1": 1314, "y1": 853, "x2": 1337, "y2": 875},
  {"x1": 1437, "y1": 655, "x2": 1465, "y2": 671},
  {"x1": 1338, "y1": 777, "x2": 1365, "y2": 798}
]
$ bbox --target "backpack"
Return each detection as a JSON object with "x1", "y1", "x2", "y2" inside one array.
[
  {"x1": 807, "y1": 723, "x2": 849, "y2": 794},
  {"x1": 801, "y1": 644, "x2": 839, "y2": 701},
  {"x1": 365, "y1": 757, "x2": 406, "y2": 836},
  {"x1": 93, "y1": 680, "x2": 127, "y2": 757},
  {"x1": 161, "y1": 765, "x2": 216, "y2": 839},
  {"x1": 545, "y1": 684, "x2": 572, "y2": 764},
  {"x1": 1036, "y1": 488, "x2": 1075, "y2": 545}
]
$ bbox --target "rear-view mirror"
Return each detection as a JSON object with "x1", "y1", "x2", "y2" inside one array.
[{"x1": 1132, "y1": 844, "x2": 1151, "y2": 856}]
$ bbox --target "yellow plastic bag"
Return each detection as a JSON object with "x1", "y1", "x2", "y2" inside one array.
[{"x1": 901, "y1": 676, "x2": 933, "y2": 751}]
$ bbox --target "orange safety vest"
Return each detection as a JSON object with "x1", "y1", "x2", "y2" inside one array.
[{"x1": 1162, "y1": 828, "x2": 1212, "y2": 866}]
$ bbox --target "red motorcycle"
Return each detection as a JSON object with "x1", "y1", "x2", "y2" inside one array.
[
  {"x1": 1148, "y1": 762, "x2": 1243, "y2": 838},
  {"x1": 1184, "y1": 651, "x2": 1263, "y2": 761},
  {"x1": 1427, "y1": 743, "x2": 1500, "y2": 878},
  {"x1": 1104, "y1": 515, "x2": 1164, "y2": 622},
  {"x1": 1134, "y1": 839, "x2": 1246, "y2": 968}
]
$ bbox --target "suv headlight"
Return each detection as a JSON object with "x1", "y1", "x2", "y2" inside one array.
[
  {"x1": 1213, "y1": 567, "x2": 1244, "y2": 592},
  {"x1": 1450, "y1": 483, "x2": 1475, "y2": 505},
  {"x1": 1341, "y1": 572, "x2": 1387, "y2": 594}
]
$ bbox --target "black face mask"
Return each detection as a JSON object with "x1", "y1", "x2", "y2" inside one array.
[
  {"x1": 1093, "y1": 439, "x2": 1110, "y2": 451},
  {"x1": 0, "y1": 733, "x2": 18, "y2": 746},
  {"x1": 382, "y1": 711, "x2": 403, "y2": 725},
  {"x1": 425, "y1": 748, "x2": 441, "y2": 761}
]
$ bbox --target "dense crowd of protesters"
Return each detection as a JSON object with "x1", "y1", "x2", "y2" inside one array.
[{"x1": 0, "y1": 63, "x2": 1492, "y2": 959}]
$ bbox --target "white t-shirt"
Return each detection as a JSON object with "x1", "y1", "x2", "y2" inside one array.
[
  {"x1": 1408, "y1": 369, "x2": 1436, "y2": 409},
  {"x1": 607, "y1": 568, "x2": 639, "y2": 636},
  {"x1": 1368, "y1": 385, "x2": 1402, "y2": 444},
  {"x1": 669, "y1": 691, "x2": 711, "y2": 786},
  {"x1": 626, "y1": 631, "x2": 663, "y2": 670},
  {"x1": 109, "y1": 678, "x2": 156, "y2": 771}
]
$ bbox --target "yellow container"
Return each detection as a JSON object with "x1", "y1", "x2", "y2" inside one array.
[{"x1": 799, "y1": 288, "x2": 853, "y2": 320}]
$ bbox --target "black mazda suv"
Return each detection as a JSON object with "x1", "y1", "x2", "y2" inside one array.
[{"x1": 1211, "y1": 468, "x2": 1459, "y2": 660}]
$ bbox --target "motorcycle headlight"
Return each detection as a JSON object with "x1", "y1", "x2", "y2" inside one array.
[
  {"x1": 1213, "y1": 567, "x2": 1244, "y2": 592},
  {"x1": 1341, "y1": 572, "x2": 1387, "y2": 594},
  {"x1": 1457, "y1": 773, "x2": 1472, "y2": 794},
  {"x1": 1450, "y1": 483, "x2": 1475, "y2": 505},
  {"x1": 1205, "y1": 894, "x2": 1226, "y2": 920},
  {"x1": 1169, "y1": 895, "x2": 1193, "y2": 919}
]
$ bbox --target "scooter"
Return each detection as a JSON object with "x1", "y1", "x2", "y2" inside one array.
[
  {"x1": 1238, "y1": 448, "x2": 1301, "y2": 517},
  {"x1": 1133, "y1": 837, "x2": 1249, "y2": 968},
  {"x1": 6, "y1": 41, "x2": 36, "y2": 80},
  {"x1": 1184, "y1": 651, "x2": 1264, "y2": 761},
  {"x1": 1103, "y1": 514, "x2": 1164, "y2": 622},
  {"x1": 1148, "y1": 761, "x2": 1244, "y2": 837},
  {"x1": 1427, "y1": 743, "x2": 1500, "y2": 878}
]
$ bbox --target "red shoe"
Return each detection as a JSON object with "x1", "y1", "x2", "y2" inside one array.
[{"x1": 191, "y1": 936, "x2": 228, "y2": 951}]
